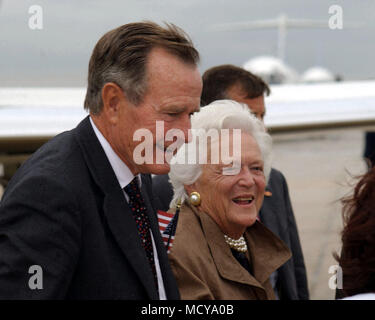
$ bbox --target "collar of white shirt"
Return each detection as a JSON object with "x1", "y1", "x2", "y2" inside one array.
[{"x1": 89, "y1": 117, "x2": 141, "y2": 189}]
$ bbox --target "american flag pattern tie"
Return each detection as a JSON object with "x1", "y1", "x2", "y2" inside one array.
[{"x1": 124, "y1": 177, "x2": 158, "y2": 290}]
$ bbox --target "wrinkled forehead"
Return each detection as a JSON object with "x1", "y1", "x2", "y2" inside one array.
[{"x1": 195, "y1": 130, "x2": 261, "y2": 165}]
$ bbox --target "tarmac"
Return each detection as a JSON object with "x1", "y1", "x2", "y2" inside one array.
[{"x1": 271, "y1": 126, "x2": 374, "y2": 300}]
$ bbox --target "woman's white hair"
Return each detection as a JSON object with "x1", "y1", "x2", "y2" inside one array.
[{"x1": 168, "y1": 99, "x2": 272, "y2": 208}]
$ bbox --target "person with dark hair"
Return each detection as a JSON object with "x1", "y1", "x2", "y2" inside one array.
[
  {"x1": 0, "y1": 22, "x2": 202, "y2": 299},
  {"x1": 364, "y1": 132, "x2": 375, "y2": 169},
  {"x1": 335, "y1": 133, "x2": 375, "y2": 299},
  {"x1": 201, "y1": 64, "x2": 270, "y2": 118},
  {"x1": 335, "y1": 167, "x2": 375, "y2": 300},
  {"x1": 153, "y1": 64, "x2": 309, "y2": 300}
]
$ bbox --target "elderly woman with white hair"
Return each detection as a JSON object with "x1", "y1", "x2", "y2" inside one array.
[{"x1": 165, "y1": 100, "x2": 291, "y2": 300}]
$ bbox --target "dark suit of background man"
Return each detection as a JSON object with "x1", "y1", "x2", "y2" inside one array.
[
  {"x1": 0, "y1": 22, "x2": 203, "y2": 299},
  {"x1": 153, "y1": 65, "x2": 309, "y2": 300}
]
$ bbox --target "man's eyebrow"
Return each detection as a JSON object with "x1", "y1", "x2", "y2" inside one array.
[
  {"x1": 163, "y1": 105, "x2": 187, "y2": 113},
  {"x1": 163, "y1": 105, "x2": 199, "y2": 113}
]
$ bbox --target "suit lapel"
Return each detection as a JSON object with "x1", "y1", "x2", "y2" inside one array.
[
  {"x1": 259, "y1": 180, "x2": 281, "y2": 237},
  {"x1": 74, "y1": 116, "x2": 158, "y2": 299},
  {"x1": 245, "y1": 222, "x2": 292, "y2": 284},
  {"x1": 103, "y1": 192, "x2": 158, "y2": 299}
]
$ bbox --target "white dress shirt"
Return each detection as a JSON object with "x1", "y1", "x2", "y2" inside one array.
[
  {"x1": 90, "y1": 117, "x2": 167, "y2": 300},
  {"x1": 342, "y1": 293, "x2": 375, "y2": 300}
]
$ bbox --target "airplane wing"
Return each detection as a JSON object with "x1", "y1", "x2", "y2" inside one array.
[
  {"x1": 1, "y1": 81, "x2": 375, "y2": 149},
  {"x1": 0, "y1": 88, "x2": 87, "y2": 187},
  {"x1": 0, "y1": 87, "x2": 87, "y2": 153},
  {"x1": 265, "y1": 80, "x2": 375, "y2": 132}
]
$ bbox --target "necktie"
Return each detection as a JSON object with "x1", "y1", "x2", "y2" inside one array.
[{"x1": 124, "y1": 177, "x2": 158, "y2": 292}]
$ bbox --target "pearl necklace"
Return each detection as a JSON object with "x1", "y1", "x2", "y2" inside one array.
[{"x1": 224, "y1": 234, "x2": 247, "y2": 253}]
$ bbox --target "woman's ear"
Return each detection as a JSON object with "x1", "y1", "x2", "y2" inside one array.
[
  {"x1": 184, "y1": 183, "x2": 196, "y2": 195},
  {"x1": 185, "y1": 182, "x2": 201, "y2": 207}
]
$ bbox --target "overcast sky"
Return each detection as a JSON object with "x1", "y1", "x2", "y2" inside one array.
[{"x1": 1, "y1": 0, "x2": 374, "y2": 86}]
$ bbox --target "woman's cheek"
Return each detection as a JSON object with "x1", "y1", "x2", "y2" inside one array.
[
  {"x1": 256, "y1": 176, "x2": 266, "y2": 209},
  {"x1": 256, "y1": 194, "x2": 265, "y2": 211}
]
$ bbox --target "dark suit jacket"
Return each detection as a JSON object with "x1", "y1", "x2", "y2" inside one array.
[
  {"x1": 152, "y1": 168, "x2": 309, "y2": 300},
  {"x1": 0, "y1": 116, "x2": 180, "y2": 299}
]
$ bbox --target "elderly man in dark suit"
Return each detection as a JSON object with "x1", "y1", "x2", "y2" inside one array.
[
  {"x1": 153, "y1": 65, "x2": 309, "y2": 300},
  {"x1": 0, "y1": 22, "x2": 202, "y2": 299}
]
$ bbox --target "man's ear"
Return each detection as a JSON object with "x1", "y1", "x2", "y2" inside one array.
[{"x1": 101, "y1": 82, "x2": 125, "y2": 124}]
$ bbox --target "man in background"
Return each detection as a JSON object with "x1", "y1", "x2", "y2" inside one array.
[{"x1": 153, "y1": 64, "x2": 309, "y2": 300}]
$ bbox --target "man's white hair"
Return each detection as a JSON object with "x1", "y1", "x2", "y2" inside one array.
[{"x1": 168, "y1": 99, "x2": 272, "y2": 208}]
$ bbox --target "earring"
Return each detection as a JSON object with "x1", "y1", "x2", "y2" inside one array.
[{"x1": 189, "y1": 191, "x2": 201, "y2": 206}]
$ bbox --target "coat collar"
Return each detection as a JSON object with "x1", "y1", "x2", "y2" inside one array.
[
  {"x1": 73, "y1": 116, "x2": 179, "y2": 299},
  {"x1": 89, "y1": 117, "x2": 137, "y2": 189},
  {"x1": 188, "y1": 203, "x2": 291, "y2": 288}
]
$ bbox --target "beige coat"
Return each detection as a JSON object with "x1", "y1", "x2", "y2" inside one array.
[{"x1": 168, "y1": 203, "x2": 292, "y2": 300}]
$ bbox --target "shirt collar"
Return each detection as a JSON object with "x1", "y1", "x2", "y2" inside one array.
[{"x1": 89, "y1": 117, "x2": 141, "y2": 189}]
